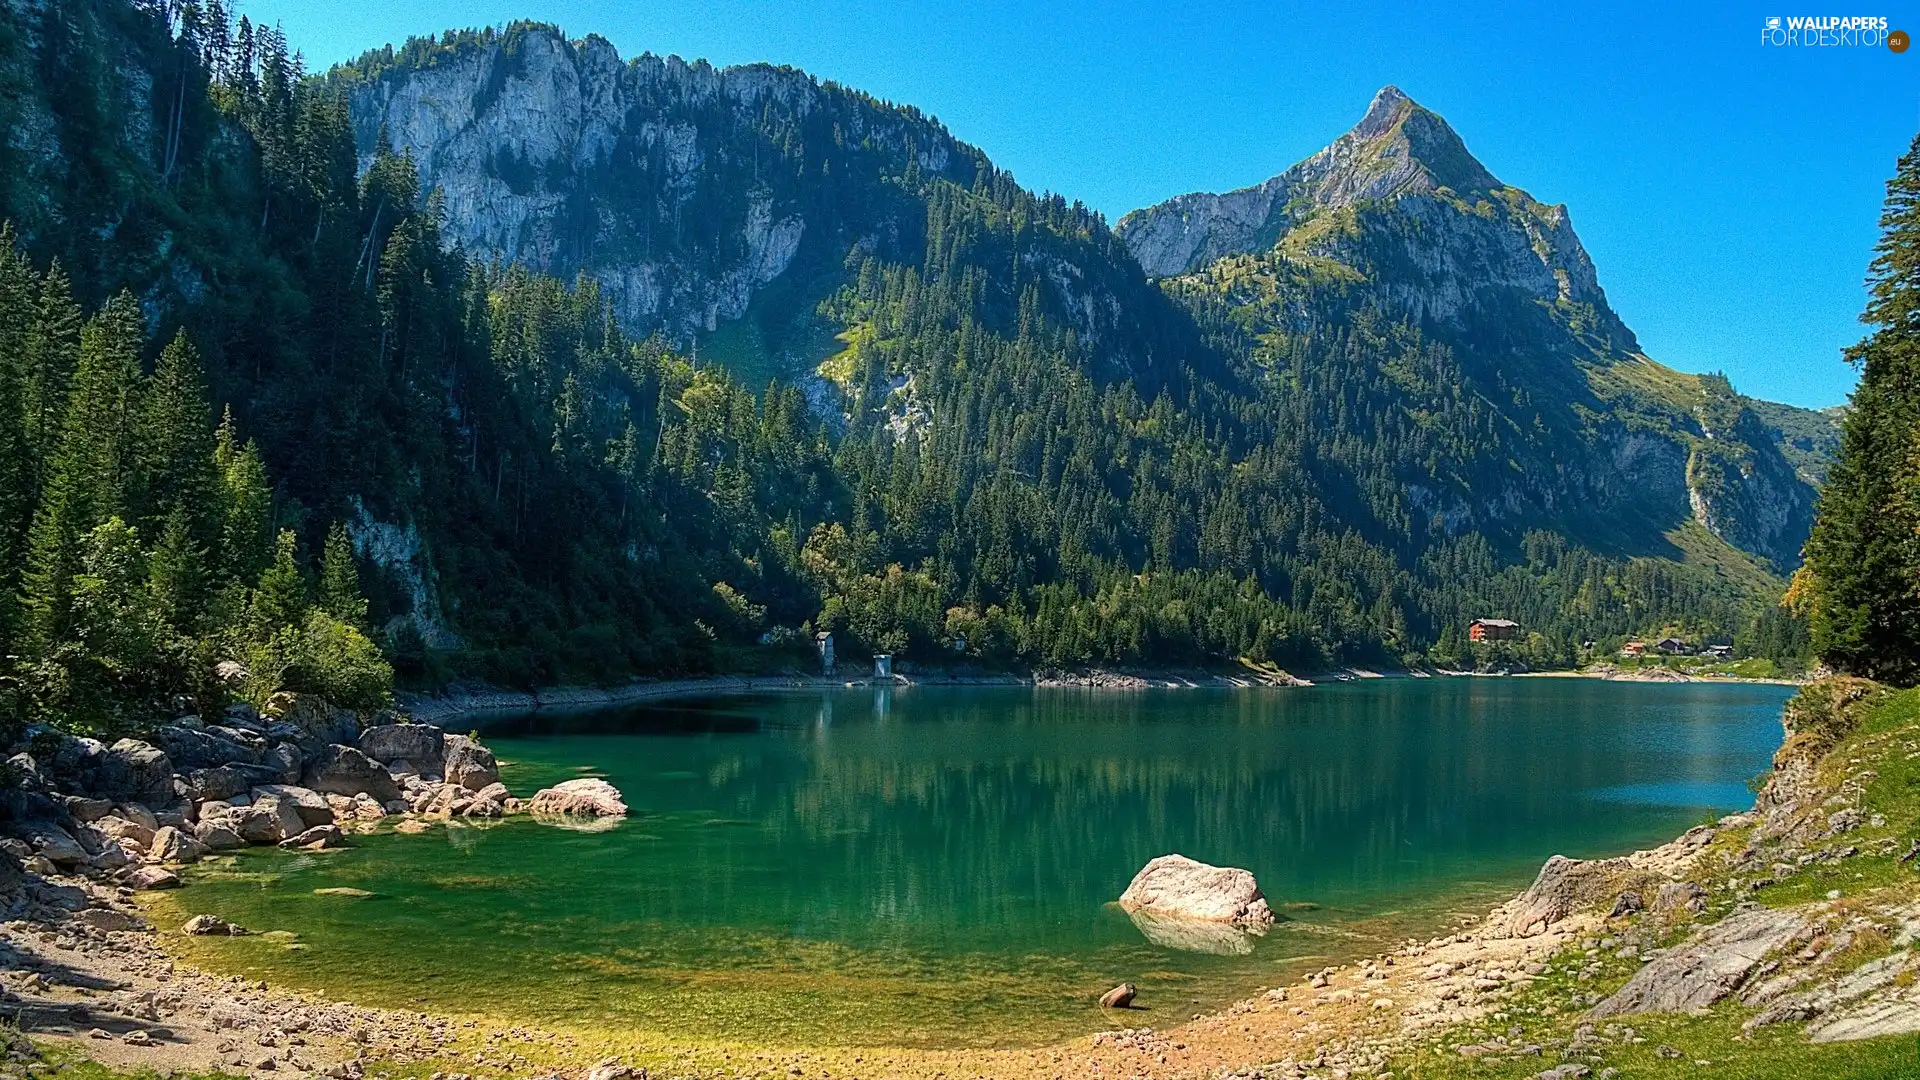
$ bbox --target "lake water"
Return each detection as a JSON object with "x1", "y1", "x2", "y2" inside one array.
[{"x1": 165, "y1": 679, "x2": 1792, "y2": 1049}]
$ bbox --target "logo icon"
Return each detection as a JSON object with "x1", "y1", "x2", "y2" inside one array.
[
  {"x1": 1892, "y1": 28, "x2": 1911, "y2": 51},
  {"x1": 1766, "y1": 16, "x2": 1781, "y2": 29}
]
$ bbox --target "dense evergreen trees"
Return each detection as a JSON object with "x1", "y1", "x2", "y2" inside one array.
[
  {"x1": 1797, "y1": 134, "x2": 1920, "y2": 684},
  {"x1": 0, "y1": 231, "x2": 386, "y2": 735},
  {"x1": 0, "y1": 0, "x2": 1812, "y2": 731}
]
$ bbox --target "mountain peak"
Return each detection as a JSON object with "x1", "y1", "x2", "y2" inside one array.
[
  {"x1": 1116, "y1": 87, "x2": 1513, "y2": 277},
  {"x1": 1354, "y1": 85, "x2": 1414, "y2": 139},
  {"x1": 1331, "y1": 86, "x2": 1498, "y2": 199}
]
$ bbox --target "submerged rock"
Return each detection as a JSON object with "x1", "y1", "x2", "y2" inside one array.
[
  {"x1": 1127, "y1": 909, "x2": 1260, "y2": 955},
  {"x1": 1098, "y1": 982, "x2": 1138, "y2": 1009},
  {"x1": 1118, "y1": 854, "x2": 1274, "y2": 927},
  {"x1": 181, "y1": 914, "x2": 249, "y2": 936},
  {"x1": 527, "y1": 778, "x2": 628, "y2": 818}
]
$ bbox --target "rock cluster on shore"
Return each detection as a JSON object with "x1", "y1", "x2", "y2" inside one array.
[{"x1": 1, "y1": 694, "x2": 624, "y2": 895}]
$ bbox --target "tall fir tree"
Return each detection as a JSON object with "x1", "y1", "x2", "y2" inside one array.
[
  {"x1": 20, "y1": 292, "x2": 146, "y2": 646},
  {"x1": 317, "y1": 522, "x2": 366, "y2": 625},
  {"x1": 138, "y1": 329, "x2": 219, "y2": 541},
  {"x1": 1797, "y1": 133, "x2": 1920, "y2": 685}
]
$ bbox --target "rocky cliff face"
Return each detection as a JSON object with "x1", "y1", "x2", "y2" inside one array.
[
  {"x1": 1120, "y1": 87, "x2": 1821, "y2": 571},
  {"x1": 342, "y1": 26, "x2": 974, "y2": 342}
]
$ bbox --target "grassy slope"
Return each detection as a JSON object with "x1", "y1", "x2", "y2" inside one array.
[{"x1": 1389, "y1": 681, "x2": 1920, "y2": 1079}]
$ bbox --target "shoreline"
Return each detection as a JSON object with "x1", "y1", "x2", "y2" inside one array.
[
  {"x1": 400, "y1": 662, "x2": 1801, "y2": 727},
  {"x1": 12, "y1": 680, "x2": 1895, "y2": 1080}
]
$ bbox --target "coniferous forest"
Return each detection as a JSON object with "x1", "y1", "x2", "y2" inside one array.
[{"x1": 0, "y1": 0, "x2": 1835, "y2": 738}]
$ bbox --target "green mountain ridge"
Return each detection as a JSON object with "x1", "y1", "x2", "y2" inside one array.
[{"x1": 1118, "y1": 86, "x2": 1824, "y2": 573}]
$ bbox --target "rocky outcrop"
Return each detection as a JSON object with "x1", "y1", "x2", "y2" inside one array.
[
  {"x1": 1590, "y1": 908, "x2": 1809, "y2": 1017},
  {"x1": 1498, "y1": 855, "x2": 1636, "y2": 938},
  {"x1": 526, "y1": 778, "x2": 627, "y2": 818},
  {"x1": 1118, "y1": 854, "x2": 1275, "y2": 928}
]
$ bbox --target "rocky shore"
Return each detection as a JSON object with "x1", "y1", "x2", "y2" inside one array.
[
  {"x1": 3, "y1": 678, "x2": 1915, "y2": 1080},
  {"x1": 2, "y1": 694, "x2": 633, "y2": 897}
]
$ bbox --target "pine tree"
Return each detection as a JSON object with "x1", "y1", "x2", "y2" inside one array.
[
  {"x1": 317, "y1": 521, "x2": 366, "y2": 625},
  {"x1": 148, "y1": 503, "x2": 206, "y2": 634},
  {"x1": 138, "y1": 329, "x2": 218, "y2": 541},
  {"x1": 249, "y1": 528, "x2": 307, "y2": 631},
  {"x1": 1798, "y1": 133, "x2": 1920, "y2": 685},
  {"x1": 20, "y1": 292, "x2": 145, "y2": 645},
  {"x1": 214, "y1": 408, "x2": 273, "y2": 585},
  {"x1": 20, "y1": 261, "x2": 81, "y2": 483},
  {"x1": 0, "y1": 228, "x2": 33, "y2": 648}
]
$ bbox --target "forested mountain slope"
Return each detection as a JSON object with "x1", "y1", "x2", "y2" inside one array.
[
  {"x1": 0, "y1": 3, "x2": 1826, "y2": 702},
  {"x1": 1118, "y1": 86, "x2": 1825, "y2": 573}
]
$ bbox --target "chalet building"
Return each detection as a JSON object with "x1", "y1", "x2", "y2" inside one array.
[
  {"x1": 1654, "y1": 637, "x2": 1691, "y2": 656},
  {"x1": 1468, "y1": 618, "x2": 1520, "y2": 643},
  {"x1": 1621, "y1": 641, "x2": 1648, "y2": 657}
]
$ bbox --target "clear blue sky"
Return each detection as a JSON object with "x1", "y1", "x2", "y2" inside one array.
[{"x1": 246, "y1": 0, "x2": 1920, "y2": 410}]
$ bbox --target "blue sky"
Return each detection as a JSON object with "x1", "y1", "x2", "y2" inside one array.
[{"x1": 246, "y1": 1, "x2": 1920, "y2": 410}]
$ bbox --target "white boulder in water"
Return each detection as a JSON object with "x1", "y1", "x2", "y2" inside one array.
[
  {"x1": 527, "y1": 778, "x2": 628, "y2": 818},
  {"x1": 1118, "y1": 853, "x2": 1275, "y2": 928}
]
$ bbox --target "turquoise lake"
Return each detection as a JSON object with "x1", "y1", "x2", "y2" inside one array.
[{"x1": 170, "y1": 678, "x2": 1793, "y2": 1048}]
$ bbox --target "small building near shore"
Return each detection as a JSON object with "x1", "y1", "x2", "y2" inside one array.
[
  {"x1": 1703, "y1": 644, "x2": 1733, "y2": 659},
  {"x1": 1621, "y1": 641, "x2": 1648, "y2": 657},
  {"x1": 873, "y1": 653, "x2": 893, "y2": 679},
  {"x1": 1468, "y1": 618, "x2": 1521, "y2": 643},
  {"x1": 1654, "y1": 637, "x2": 1691, "y2": 656},
  {"x1": 815, "y1": 631, "x2": 835, "y2": 675}
]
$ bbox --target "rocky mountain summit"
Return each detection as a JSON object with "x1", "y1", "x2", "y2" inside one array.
[{"x1": 340, "y1": 24, "x2": 981, "y2": 343}]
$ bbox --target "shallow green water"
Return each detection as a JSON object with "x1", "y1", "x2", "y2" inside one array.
[{"x1": 170, "y1": 679, "x2": 1791, "y2": 1049}]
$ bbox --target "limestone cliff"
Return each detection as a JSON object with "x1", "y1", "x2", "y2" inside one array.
[{"x1": 341, "y1": 26, "x2": 974, "y2": 343}]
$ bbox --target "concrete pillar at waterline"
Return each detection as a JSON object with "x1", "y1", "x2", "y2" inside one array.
[
  {"x1": 815, "y1": 631, "x2": 835, "y2": 675},
  {"x1": 873, "y1": 653, "x2": 893, "y2": 679}
]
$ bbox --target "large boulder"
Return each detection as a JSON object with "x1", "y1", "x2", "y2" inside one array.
[
  {"x1": 301, "y1": 745, "x2": 401, "y2": 804},
  {"x1": 106, "y1": 739, "x2": 178, "y2": 805},
  {"x1": 527, "y1": 778, "x2": 627, "y2": 818},
  {"x1": 358, "y1": 723, "x2": 445, "y2": 768},
  {"x1": 442, "y1": 735, "x2": 499, "y2": 791},
  {"x1": 149, "y1": 825, "x2": 209, "y2": 864},
  {"x1": 1500, "y1": 855, "x2": 1635, "y2": 938},
  {"x1": 122, "y1": 865, "x2": 180, "y2": 890},
  {"x1": 192, "y1": 819, "x2": 245, "y2": 851},
  {"x1": 7, "y1": 821, "x2": 87, "y2": 867},
  {"x1": 233, "y1": 796, "x2": 306, "y2": 845},
  {"x1": 249, "y1": 784, "x2": 334, "y2": 827},
  {"x1": 155, "y1": 723, "x2": 267, "y2": 771},
  {"x1": 182, "y1": 765, "x2": 262, "y2": 802},
  {"x1": 268, "y1": 694, "x2": 362, "y2": 753},
  {"x1": 1118, "y1": 854, "x2": 1274, "y2": 927}
]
